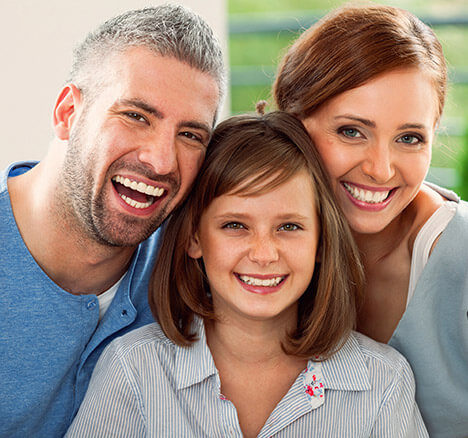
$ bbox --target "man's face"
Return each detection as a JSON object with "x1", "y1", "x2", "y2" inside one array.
[{"x1": 59, "y1": 47, "x2": 220, "y2": 247}]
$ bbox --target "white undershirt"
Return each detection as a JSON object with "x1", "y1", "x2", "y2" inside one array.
[
  {"x1": 407, "y1": 201, "x2": 457, "y2": 306},
  {"x1": 97, "y1": 275, "x2": 125, "y2": 321}
]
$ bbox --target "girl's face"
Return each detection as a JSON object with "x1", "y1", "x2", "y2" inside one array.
[
  {"x1": 302, "y1": 68, "x2": 438, "y2": 235},
  {"x1": 188, "y1": 169, "x2": 320, "y2": 324}
]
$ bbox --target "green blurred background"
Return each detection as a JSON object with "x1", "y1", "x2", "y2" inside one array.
[{"x1": 227, "y1": 0, "x2": 468, "y2": 198}]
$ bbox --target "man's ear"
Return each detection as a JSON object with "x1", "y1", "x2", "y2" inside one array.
[
  {"x1": 53, "y1": 84, "x2": 82, "y2": 140},
  {"x1": 187, "y1": 231, "x2": 203, "y2": 259}
]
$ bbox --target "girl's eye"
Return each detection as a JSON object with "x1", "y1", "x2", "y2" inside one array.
[
  {"x1": 223, "y1": 222, "x2": 245, "y2": 230},
  {"x1": 278, "y1": 223, "x2": 299, "y2": 232},
  {"x1": 397, "y1": 134, "x2": 423, "y2": 145}
]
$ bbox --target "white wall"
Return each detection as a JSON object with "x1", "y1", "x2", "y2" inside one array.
[{"x1": 0, "y1": 0, "x2": 227, "y2": 169}]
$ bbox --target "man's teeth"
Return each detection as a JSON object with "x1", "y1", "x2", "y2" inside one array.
[
  {"x1": 343, "y1": 183, "x2": 390, "y2": 204},
  {"x1": 113, "y1": 175, "x2": 165, "y2": 197},
  {"x1": 239, "y1": 275, "x2": 284, "y2": 287},
  {"x1": 119, "y1": 194, "x2": 153, "y2": 209}
]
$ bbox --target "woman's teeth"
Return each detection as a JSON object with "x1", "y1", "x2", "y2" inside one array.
[
  {"x1": 238, "y1": 275, "x2": 284, "y2": 287},
  {"x1": 343, "y1": 182, "x2": 390, "y2": 204}
]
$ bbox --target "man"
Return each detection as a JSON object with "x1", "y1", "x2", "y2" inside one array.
[{"x1": 0, "y1": 5, "x2": 225, "y2": 436}]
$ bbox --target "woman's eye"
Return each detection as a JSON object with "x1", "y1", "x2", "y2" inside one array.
[
  {"x1": 340, "y1": 127, "x2": 362, "y2": 138},
  {"x1": 398, "y1": 134, "x2": 423, "y2": 145},
  {"x1": 223, "y1": 222, "x2": 245, "y2": 230},
  {"x1": 278, "y1": 223, "x2": 299, "y2": 232}
]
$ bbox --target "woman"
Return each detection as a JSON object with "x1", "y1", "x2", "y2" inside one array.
[
  {"x1": 274, "y1": 4, "x2": 468, "y2": 437},
  {"x1": 66, "y1": 110, "x2": 426, "y2": 437}
]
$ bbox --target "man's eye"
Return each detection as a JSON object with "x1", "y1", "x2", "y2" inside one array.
[
  {"x1": 223, "y1": 222, "x2": 245, "y2": 230},
  {"x1": 180, "y1": 131, "x2": 203, "y2": 143},
  {"x1": 278, "y1": 223, "x2": 299, "y2": 232},
  {"x1": 125, "y1": 112, "x2": 147, "y2": 123}
]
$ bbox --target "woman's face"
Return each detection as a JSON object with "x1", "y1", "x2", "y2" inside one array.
[{"x1": 302, "y1": 69, "x2": 438, "y2": 235}]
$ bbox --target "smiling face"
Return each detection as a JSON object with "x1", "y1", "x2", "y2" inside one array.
[
  {"x1": 302, "y1": 69, "x2": 438, "y2": 235},
  {"x1": 57, "y1": 47, "x2": 219, "y2": 247},
  {"x1": 187, "y1": 170, "x2": 320, "y2": 324}
]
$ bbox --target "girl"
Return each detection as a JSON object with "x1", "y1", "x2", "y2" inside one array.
[
  {"x1": 67, "y1": 110, "x2": 427, "y2": 437},
  {"x1": 274, "y1": 4, "x2": 468, "y2": 437}
]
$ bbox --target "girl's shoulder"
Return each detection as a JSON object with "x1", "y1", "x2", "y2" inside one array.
[{"x1": 322, "y1": 331, "x2": 416, "y2": 392}]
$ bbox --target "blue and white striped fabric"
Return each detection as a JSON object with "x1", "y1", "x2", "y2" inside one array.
[{"x1": 66, "y1": 319, "x2": 428, "y2": 437}]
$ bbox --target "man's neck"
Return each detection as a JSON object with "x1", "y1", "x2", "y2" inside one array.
[{"x1": 7, "y1": 156, "x2": 136, "y2": 295}]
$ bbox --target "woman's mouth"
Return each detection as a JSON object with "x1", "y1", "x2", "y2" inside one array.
[{"x1": 343, "y1": 182, "x2": 392, "y2": 204}]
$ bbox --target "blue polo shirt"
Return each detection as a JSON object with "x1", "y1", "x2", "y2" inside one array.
[{"x1": 0, "y1": 162, "x2": 162, "y2": 437}]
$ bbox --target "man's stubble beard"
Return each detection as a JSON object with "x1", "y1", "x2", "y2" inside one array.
[{"x1": 55, "y1": 117, "x2": 171, "y2": 248}]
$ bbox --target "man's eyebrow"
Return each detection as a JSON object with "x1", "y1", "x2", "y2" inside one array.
[
  {"x1": 181, "y1": 121, "x2": 213, "y2": 138},
  {"x1": 114, "y1": 98, "x2": 164, "y2": 119},
  {"x1": 114, "y1": 98, "x2": 213, "y2": 137}
]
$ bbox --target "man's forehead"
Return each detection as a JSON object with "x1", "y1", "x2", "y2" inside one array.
[{"x1": 90, "y1": 47, "x2": 220, "y2": 127}]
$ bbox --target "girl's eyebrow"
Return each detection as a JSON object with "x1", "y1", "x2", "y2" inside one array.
[{"x1": 214, "y1": 212, "x2": 311, "y2": 221}]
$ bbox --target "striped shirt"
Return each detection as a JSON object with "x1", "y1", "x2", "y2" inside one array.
[{"x1": 66, "y1": 319, "x2": 428, "y2": 437}]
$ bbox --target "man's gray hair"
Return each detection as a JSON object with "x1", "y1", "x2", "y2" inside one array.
[{"x1": 69, "y1": 4, "x2": 226, "y2": 104}]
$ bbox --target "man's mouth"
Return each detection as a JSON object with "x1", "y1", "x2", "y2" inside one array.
[
  {"x1": 237, "y1": 274, "x2": 286, "y2": 287},
  {"x1": 343, "y1": 182, "x2": 392, "y2": 204},
  {"x1": 112, "y1": 175, "x2": 166, "y2": 209}
]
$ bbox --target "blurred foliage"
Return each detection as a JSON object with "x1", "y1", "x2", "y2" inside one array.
[
  {"x1": 228, "y1": 0, "x2": 468, "y2": 192},
  {"x1": 456, "y1": 126, "x2": 468, "y2": 200}
]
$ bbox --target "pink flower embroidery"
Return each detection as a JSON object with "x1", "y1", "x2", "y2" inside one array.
[{"x1": 303, "y1": 361, "x2": 325, "y2": 409}]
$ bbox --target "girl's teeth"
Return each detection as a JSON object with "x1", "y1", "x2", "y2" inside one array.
[{"x1": 239, "y1": 275, "x2": 284, "y2": 287}]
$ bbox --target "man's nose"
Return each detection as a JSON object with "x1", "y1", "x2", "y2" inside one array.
[{"x1": 137, "y1": 129, "x2": 178, "y2": 176}]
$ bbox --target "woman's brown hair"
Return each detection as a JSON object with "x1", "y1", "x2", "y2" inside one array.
[
  {"x1": 149, "y1": 111, "x2": 364, "y2": 358},
  {"x1": 274, "y1": 3, "x2": 447, "y2": 120}
]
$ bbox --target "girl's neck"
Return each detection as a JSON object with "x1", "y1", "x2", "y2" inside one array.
[{"x1": 205, "y1": 310, "x2": 296, "y2": 366}]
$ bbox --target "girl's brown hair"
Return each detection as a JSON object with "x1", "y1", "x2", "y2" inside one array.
[
  {"x1": 149, "y1": 111, "x2": 364, "y2": 358},
  {"x1": 274, "y1": 3, "x2": 447, "y2": 121}
]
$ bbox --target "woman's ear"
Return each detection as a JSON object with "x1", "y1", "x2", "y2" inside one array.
[
  {"x1": 187, "y1": 231, "x2": 203, "y2": 259},
  {"x1": 53, "y1": 84, "x2": 82, "y2": 140}
]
